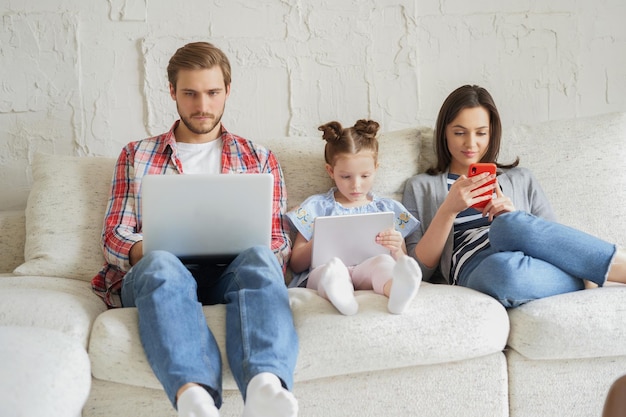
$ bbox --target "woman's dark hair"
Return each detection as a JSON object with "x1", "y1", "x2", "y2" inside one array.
[
  {"x1": 318, "y1": 119, "x2": 380, "y2": 165},
  {"x1": 427, "y1": 84, "x2": 519, "y2": 175}
]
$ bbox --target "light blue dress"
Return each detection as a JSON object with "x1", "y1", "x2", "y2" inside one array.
[{"x1": 286, "y1": 188, "x2": 420, "y2": 287}]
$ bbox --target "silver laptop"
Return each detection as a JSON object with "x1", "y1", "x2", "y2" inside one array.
[
  {"x1": 310, "y1": 212, "x2": 395, "y2": 269},
  {"x1": 141, "y1": 173, "x2": 273, "y2": 263}
]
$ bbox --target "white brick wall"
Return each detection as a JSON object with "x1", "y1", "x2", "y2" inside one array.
[{"x1": 1, "y1": 0, "x2": 625, "y2": 209}]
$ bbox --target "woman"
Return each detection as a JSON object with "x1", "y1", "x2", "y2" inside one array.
[{"x1": 402, "y1": 84, "x2": 626, "y2": 307}]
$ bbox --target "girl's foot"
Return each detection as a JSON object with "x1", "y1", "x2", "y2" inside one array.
[
  {"x1": 317, "y1": 257, "x2": 358, "y2": 315},
  {"x1": 387, "y1": 255, "x2": 422, "y2": 314}
]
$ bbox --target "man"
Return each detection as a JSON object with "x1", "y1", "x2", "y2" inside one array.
[{"x1": 91, "y1": 42, "x2": 299, "y2": 417}]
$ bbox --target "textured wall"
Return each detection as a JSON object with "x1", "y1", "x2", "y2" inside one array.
[{"x1": 1, "y1": 0, "x2": 625, "y2": 209}]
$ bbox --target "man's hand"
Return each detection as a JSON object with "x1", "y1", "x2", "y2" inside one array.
[{"x1": 129, "y1": 241, "x2": 144, "y2": 266}]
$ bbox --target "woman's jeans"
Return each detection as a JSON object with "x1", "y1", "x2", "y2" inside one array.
[
  {"x1": 121, "y1": 245, "x2": 298, "y2": 408},
  {"x1": 459, "y1": 211, "x2": 617, "y2": 308}
]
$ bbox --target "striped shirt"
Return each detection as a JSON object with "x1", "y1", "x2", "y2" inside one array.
[
  {"x1": 448, "y1": 174, "x2": 492, "y2": 285},
  {"x1": 91, "y1": 121, "x2": 290, "y2": 307}
]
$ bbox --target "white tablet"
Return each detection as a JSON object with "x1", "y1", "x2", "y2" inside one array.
[{"x1": 310, "y1": 211, "x2": 395, "y2": 269}]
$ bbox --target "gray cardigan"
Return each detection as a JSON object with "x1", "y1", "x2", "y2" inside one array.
[{"x1": 401, "y1": 167, "x2": 556, "y2": 284}]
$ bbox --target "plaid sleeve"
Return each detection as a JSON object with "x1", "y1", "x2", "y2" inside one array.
[
  {"x1": 266, "y1": 150, "x2": 292, "y2": 271},
  {"x1": 101, "y1": 146, "x2": 143, "y2": 272}
]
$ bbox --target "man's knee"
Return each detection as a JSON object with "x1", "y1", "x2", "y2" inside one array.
[{"x1": 131, "y1": 250, "x2": 195, "y2": 292}]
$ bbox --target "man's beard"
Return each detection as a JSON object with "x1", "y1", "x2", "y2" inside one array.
[{"x1": 178, "y1": 106, "x2": 224, "y2": 135}]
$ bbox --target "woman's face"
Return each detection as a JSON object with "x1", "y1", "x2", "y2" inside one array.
[{"x1": 445, "y1": 106, "x2": 491, "y2": 175}]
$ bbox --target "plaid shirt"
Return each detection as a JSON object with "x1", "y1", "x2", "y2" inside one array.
[{"x1": 91, "y1": 121, "x2": 291, "y2": 307}]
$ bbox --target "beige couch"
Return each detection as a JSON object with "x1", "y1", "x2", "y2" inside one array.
[{"x1": 1, "y1": 112, "x2": 625, "y2": 417}]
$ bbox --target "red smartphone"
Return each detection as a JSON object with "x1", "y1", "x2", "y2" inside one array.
[{"x1": 468, "y1": 163, "x2": 496, "y2": 210}]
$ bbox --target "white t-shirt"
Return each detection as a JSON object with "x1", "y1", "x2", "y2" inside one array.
[{"x1": 176, "y1": 139, "x2": 223, "y2": 174}]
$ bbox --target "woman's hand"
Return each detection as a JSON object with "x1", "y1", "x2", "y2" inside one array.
[
  {"x1": 442, "y1": 172, "x2": 497, "y2": 214},
  {"x1": 376, "y1": 228, "x2": 406, "y2": 259},
  {"x1": 482, "y1": 180, "x2": 515, "y2": 221}
]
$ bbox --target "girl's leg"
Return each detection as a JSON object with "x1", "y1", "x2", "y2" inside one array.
[
  {"x1": 460, "y1": 250, "x2": 584, "y2": 308},
  {"x1": 307, "y1": 257, "x2": 358, "y2": 315},
  {"x1": 490, "y1": 211, "x2": 617, "y2": 286},
  {"x1": 352, "y1": 254, "x2": 422, "y2": 314}
]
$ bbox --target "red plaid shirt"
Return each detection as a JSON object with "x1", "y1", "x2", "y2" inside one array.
[{"x1": 92, "y1": 121, "x2": 291, "y2": 307}]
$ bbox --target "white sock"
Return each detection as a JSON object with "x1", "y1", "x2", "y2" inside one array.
[
  {"x1": 317, "y1": 257, "x2": 358, "y2": 315},
  {"x1": 177, "y1": 385, "x2": 219, "y2": 417},
  {"x1": 242, "y1": 372, "x2": 298, "y2": 417},
  {"x1": 387, "y1": 255, "x2": 422, "y2": 314}
]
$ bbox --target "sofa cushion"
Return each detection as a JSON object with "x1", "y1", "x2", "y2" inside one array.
[
  {"x1": 13, "y1": 153, "x2": 116, "y2": 281},
  {"x1": 0, "y1": 326, "x2": 91, "y2": 417},
  {"x1": 500, "y1": 112, "x2": 626, "y2": 246},
  {"x1": 259, "y1": 127, "x2": 434, "y2": 209},
  {"x1": 0, "y1": 276, "x2": 108, "y2": 347},
  {"x1": 0, "y1": 210, "x2": 25, "y2": 273},
  {"x1": 89, "y1": 284, "x2": 509, "y2": 391},
  {"x1": 507, "y1": 285, "x2": 626, "y2": 360}
]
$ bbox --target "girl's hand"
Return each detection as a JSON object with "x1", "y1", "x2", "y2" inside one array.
[
  {"x1": 482, "y1": 180, "x2": 515, "y2": 221},
  {"x1": 376, "y1": 228, "x2": 406, "y2": 258},
  {"x1": 443, "y1": 173, "x2": 497, "y2": 214}
]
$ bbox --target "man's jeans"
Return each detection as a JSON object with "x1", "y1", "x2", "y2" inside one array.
[
  {"x1": 121, "y1": 245, "x2": 298, "y2": 408},
  {"x1": 459, "y1": 211, "x2": 616, "y2": 308}
]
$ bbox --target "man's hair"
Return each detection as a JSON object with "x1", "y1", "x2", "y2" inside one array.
[{"x1": 167, "y1": 42, "x2": 232, "y2": 90}]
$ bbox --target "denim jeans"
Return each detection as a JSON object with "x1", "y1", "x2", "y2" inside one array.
[
  {"x1": 458, "y1": 211, "x2": 616, "y2": 308},
  {"x1": 121, "y1": 245, "x2": 298, "y2": 408}
]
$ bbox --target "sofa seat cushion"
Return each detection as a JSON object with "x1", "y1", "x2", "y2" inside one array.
[
  {"x1": 507, "y1": 285, "x2": 626, "y2": 360},
  {"x1": 89, "y1": 283, "x2": 509, "y2": 391},
  {"x1": 0, "y1": 276, "x2": 108, "y2": 347},
  {"x1": 0, "y1": 326, "x2": 91, "y2": 417}
]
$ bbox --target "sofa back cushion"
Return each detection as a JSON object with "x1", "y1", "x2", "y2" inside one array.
[
  {"x1": 259, "y1": 127, "x2": 434, "y2": 209},
  {"x1": 13, "y1": 153, "x2": 116, "y2": 281},
  {"x1": 499, "y1": 112, "x2": 626, "y2": 246},
  {"x1": 12, "y1": 127, "x2": 431, "y2": 281}
]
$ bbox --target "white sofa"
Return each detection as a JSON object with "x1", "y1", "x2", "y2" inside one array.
[{"x1": 1, "y1": 112, "x2": 625, "y2": 417}]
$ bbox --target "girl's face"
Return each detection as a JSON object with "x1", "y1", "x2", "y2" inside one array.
[
  {"x1": 445, "y1": 106, "x2": 491, "y2": 175},
  {"x1": 326, "y1": 151, "x2": 378, "y2": 207}
]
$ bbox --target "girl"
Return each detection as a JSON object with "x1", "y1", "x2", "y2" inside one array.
[
  {"x1": 287, "y1": 119, "x2": 422, "y2": 316},
  {"x1": 402, "y1": 84, "x2": 626, "y2": 307}
]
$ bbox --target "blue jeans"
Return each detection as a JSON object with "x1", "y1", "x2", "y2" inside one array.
[
  {"x1": 458, "y1": 211, "x2": 616, "y2": 308},
  {"x1": 121, "y1": 246, "x2": 298, "y2": 408}
]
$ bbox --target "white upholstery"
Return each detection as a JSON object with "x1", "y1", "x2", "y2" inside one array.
[
  {"x1": 0, "y1": 210, "x2": 25, "y2": 273},
  {"x1": 13, "y1": 153, "x2": 116, "y2": 282},
  {"x1": 89, "y1": 284, "x2": 509, "y2": 391},
  {"x1": 0, "y1": 326, "x2": 91, "y2": 417},
  {"x1": 508, "y1": 286, "x2": 626, "y2": 360},
  {"x1": 0, "y1": 276, "x2": 107, "y2": 347}
]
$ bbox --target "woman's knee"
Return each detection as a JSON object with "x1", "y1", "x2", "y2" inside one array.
[{"x1": 463, "y1": 253, "x2": 530, "y2": 307}]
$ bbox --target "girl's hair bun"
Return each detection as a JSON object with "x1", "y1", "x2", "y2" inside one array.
[{"x1": 318, "y1": 121, "x2": 343, "y2": 142}]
